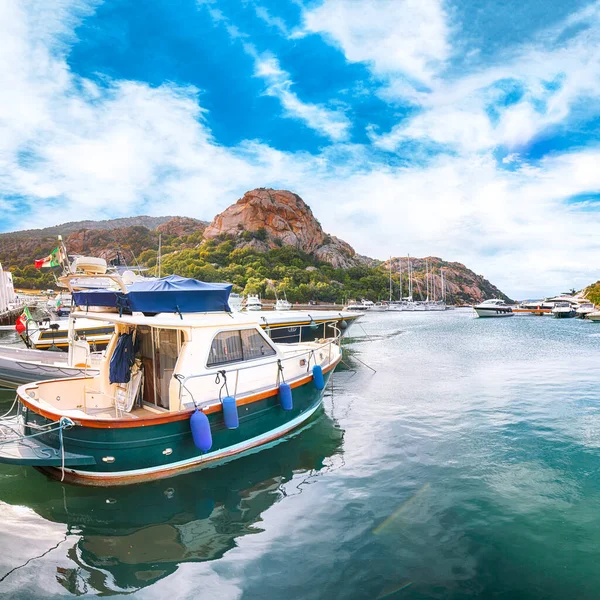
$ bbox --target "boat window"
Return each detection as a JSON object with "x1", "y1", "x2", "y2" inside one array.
[
  {"x1": 207, "y1": 331, "x2": 244, "y2": 367},
  {"x1": 207, "y1": 329, "x2": 275, "y2": 367},
  {"x1": 241, "y1": 329, "x2": 276, "y2": 360}
]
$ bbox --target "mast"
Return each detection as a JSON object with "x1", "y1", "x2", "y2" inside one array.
[
  {"x1": 389, "y1": 257, "x2": 392, "y2": 302},
  {"x1": 408, "y1": 254, "x2": 413, "y2": 301},
  {"x1": 426, "y1": 258, "x2": 429, "y2": 302},
  {"x1": 441, "y1": 268, "x2": 445, "y2": 303},
  {"x1": 398, "y1": 259, "x2": 403, "y2": 300}
]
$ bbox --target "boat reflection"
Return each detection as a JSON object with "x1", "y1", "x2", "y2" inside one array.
[{"x1": 0, "y1": 410, "x2": 344, "y2": 595}]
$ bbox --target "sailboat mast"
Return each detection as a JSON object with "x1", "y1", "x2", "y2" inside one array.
[
  {"x1": 399, "y1": 259, "x2": 403, "y2": 300},
  {"x1": 441, "y1": 268, "x2": 445, "y2": 303},
  {"x1": 389, "y1": 257, "x2": 392, "y2": 302},
  {"x1": 408, "y1": 254, "x2": 412, "y2": 300}
]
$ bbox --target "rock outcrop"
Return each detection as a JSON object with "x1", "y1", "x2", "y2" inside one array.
[
  {"x1": 156, "y1": 217, "x2": 207, "y2": 237},
  {"x1": 384, "y1": 256, "x2": 512, "y2": 304},
  {"x1": 203, "y1": 188, "x2": 358, "y2": 268}
]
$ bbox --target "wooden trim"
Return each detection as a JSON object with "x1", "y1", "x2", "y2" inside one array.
[{"x1": 18, "y1": 355, "x2": 340, "y2": 429}]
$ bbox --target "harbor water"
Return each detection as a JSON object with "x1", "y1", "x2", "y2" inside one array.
[{"x1": 1, "y1": 309, "x2": 600, "y2": 598}]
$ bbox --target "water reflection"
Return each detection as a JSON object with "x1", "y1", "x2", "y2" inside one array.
[{"x1": 0, "y1": 410, "x2": 344, "y2": 595}]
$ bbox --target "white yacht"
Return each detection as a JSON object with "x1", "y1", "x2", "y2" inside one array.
[
  {"x1": 344, "y1": 299, "x2": 374, "y2": 312},
  {"x1": 245, "y1": 295, "x2": 263, "y2": 311},
  {"x1": 551, "y1": 302, "x2": 577, "y2": 319},
  {"x1": 370, "y1": 302, "x2": 389, "y2": 312},
  {"x1": 473, "y1": 299, "x2": 514, "y2": 318},
  {"x1": 575, "y1": 302, "x2": 596, "y2": 319},
  {"x1": 274, "y1": 292, "x2": 291, "y2": 311}
]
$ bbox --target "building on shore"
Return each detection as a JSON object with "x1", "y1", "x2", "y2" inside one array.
[{"x1": 0, "y1": 263, "x2": 24, "y2": 325}]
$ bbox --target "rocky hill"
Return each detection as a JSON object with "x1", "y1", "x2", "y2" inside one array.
[
  {"x1": 0, "y1": 215, "x2": 178, "y2": 240},
  {"x1": 204, "y1": 188, "x2": 366, "y2": 268},
  {"x1": 0, "y1": 188, "x2": 509, "y2": 303}
]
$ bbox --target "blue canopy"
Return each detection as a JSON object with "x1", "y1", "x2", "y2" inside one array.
[{"x1": 73, "y1": 275, "x2": 232, "y2": 314}]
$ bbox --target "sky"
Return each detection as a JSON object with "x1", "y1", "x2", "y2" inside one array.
[{"x1": 2, "y1": 0, "x2": 600, "y2": 298}]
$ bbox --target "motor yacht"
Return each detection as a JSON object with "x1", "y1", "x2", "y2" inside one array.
[
  {"x1": 551, "y1": 302, "x2": 577, "y2": 318},
  {"x1": 0, "y1": 275, "x2": 342, "y2": 485},
  {"x1": 576, "y1": 302, "x2": 596, "y2": 319},
  {"x1": 274, "y1": 296, "x2": 291, "y2": 311},
  {"x1": 344, "y1": 299, "x2": 374, "y2": 312},
  {"x1": 473, "y1": 299, "x2": 514, "y2": 318},
  {"x1": 245, "y1": 295, "x2": 263, "y2": 311}
]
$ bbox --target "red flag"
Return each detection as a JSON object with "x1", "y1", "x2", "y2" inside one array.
[
  {"x1": 15, "y1": 307, "x2": 32, "y2": 335},
  {"x1": 15, "y1": 313, "x2": 27, "y2": 334}
]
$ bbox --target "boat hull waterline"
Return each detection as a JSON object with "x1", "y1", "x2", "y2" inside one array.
[
  {"x1": 5, "y1": 361, "x2": 337, "y2": 486},
  {"x1": 473, "y1": 307, "x2": 514, "y2": 318}
]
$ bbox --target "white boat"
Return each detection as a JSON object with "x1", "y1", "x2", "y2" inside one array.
[
  {"x1": 473, "y1": 299, "x2": 514, "y2": 318},
  {"x1": 0, "y1": 344, "x2": 101, "y2": 388},
  {"x1": 551, "y1": 302, "x2": 577, "y2": 319},
  {"x1": 587, "y1": 311, "x2": 600, "y2": 322},
  {"x1": 0, "y1": 275, "x2": 342, "y2": 485},
  {"x1": 274, "y1": 292, "x2": 291, "y2": 311},
  {"x1": 245, "y1": 294, "x2": 263, "y2": 311},
  {"x1": 370, "y1": 302, "x2": 389, "y2": 312},
  {"x1": 387, "y1": 302, "x2": 403, "y2": 312},
  {"x1": 228, "y1": 293, "x2": 243, "y2": 312},
  {"x1": 576, "y1": 302, "x2": 596, "y2": 318},
  {"x1": 344, "y1": 299, "x2": 374, "y2": 312}
]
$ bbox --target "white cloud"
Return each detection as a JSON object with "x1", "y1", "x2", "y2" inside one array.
[
  {"x1": 254, "y1": 5, "x2": 289, "y2": 37},
  {"x1": 301, "y1": 0, "x2": 450, "y2": 85},
  {"x1": 375, "y1": 3, "x2": 600, "y2": 153},
  {"x1": 253, "y1": 55, "x2": 351, "y2": 142}
]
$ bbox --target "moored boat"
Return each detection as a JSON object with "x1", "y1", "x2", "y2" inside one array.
[
  {"x1": 551, "y1": 302, "x2": 577, "y2": 318},
  {"x1": 0, "y1": 276, "x2": 342, "y2": 485},
  {"x1": 274, "y1": 297, "x2": 292, "y2": 311},
  {"x1": 0, "y1": 344, "x2": 100, "y2": 388},
  {"x1": 344, "y1": 299, "x2": 373, "y2": 312},
  {"x1": 576, "y1": 302, "x2": 596, "y2": 319},
  {"x1": 245, "y1": 294, "x2": 263, "y2": 311},
  {"x1": 473, "y1": 299, "x2": 514, "y2": 318}
]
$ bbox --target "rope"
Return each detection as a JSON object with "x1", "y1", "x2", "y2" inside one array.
[
  {"x1": 0, "y1": 416, "x2": 74, "y2": 447},
  {"x1": 216, "y1": 370, "x2": 229, "y2": 401},
  {"x1": 0, "y1": 395, "x2": 18, "y2": 420},
  {"x1": 277, "y1": 359, "x2": 286, "y2": 385}
]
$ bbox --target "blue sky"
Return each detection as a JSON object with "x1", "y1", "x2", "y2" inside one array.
[{"x1": 2, "y1": 0, "x2": 600, "y2": 297}]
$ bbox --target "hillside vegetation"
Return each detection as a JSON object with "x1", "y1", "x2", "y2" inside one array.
[{"x1": 0, "y1": 188, "x2": 510, "y2": 304}]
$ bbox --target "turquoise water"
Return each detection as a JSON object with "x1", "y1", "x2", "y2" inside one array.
[{"x1": 1, "y1": 310, "x2": 600, "y2": 598}]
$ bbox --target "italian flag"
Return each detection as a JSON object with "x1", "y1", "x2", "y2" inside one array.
[
  {"x1": 34, "y1": 247, "x2": 62, "y2": 269},
  {"x1": 15, "y1": 306, "x2": 33, "y2": 335}
]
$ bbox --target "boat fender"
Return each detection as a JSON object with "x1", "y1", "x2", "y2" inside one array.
[
  {"x1": 312, "y1": 365, "x2": 325, "y2": 390},
  {"x1": 222, "y1": 395, "x2": 239, "y2": 429},
  {"x1": 279, "y1": 382, "x2": 293, "y2": 411},
  {"x1": 190, "y1": 410, "x2": 212, "y2": 452},
  {"x1": 339, "y1": 319, "x2": 348, "y2": 330}
]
